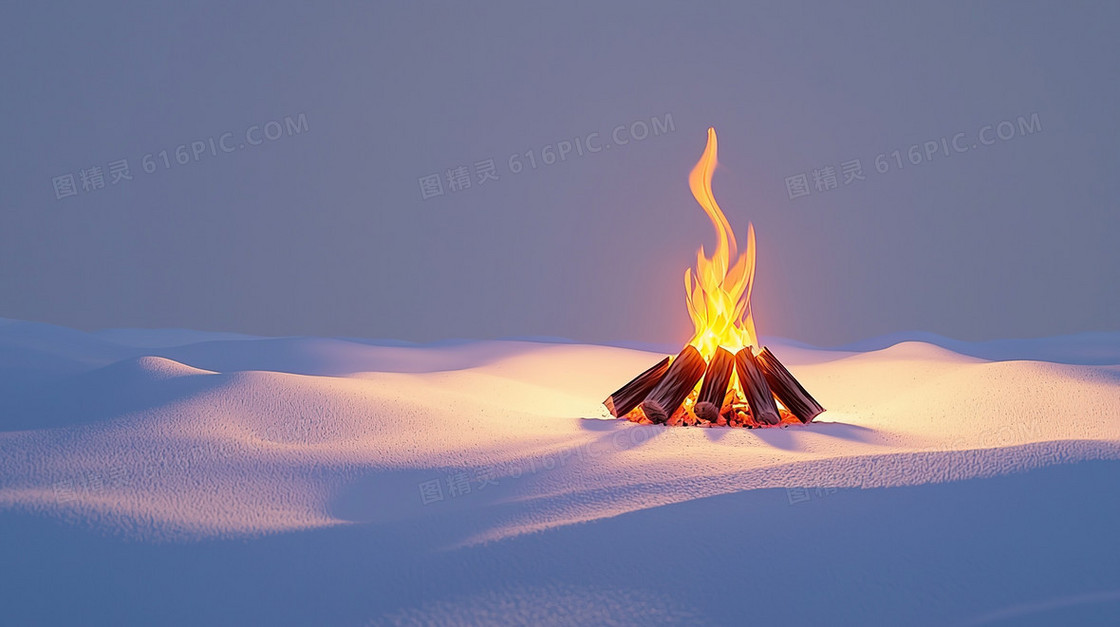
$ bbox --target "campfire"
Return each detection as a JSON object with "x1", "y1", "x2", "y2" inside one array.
[{"x1": 604, "y1": 128, "x2": 824, "y2": 428}]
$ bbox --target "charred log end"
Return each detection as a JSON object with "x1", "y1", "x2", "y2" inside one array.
[
  {"x1": 603, "y1": 396, "x2": 618, "y2": 417},
  {"x1": 734, "y1": 347, "x2": 781, "y2": 426},
  {"x1": 641, "y1": 345, "x2": 707, "y2": 422},
  {"x1": 694, "y1": 401, "x2": 719, "y2": 423},
  {"x1": 756, "y1": 347, "x2": 825, "y2": 423},
  {"x1": 697, "y1": 346, "x2": 735, "y2": 410},
  {"x1": 640, "y1": 400, "x2": 669, "y2": 424},
  {"x1": 603, "y1": 356, "x2": 671, "y2": 417},
  {"x1": 755, "y1": 409, "x2": 780, "y2": 426}
]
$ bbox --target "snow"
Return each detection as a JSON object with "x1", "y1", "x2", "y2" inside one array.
[{"x1": 1, "y1": 320, "x2": 1119, "y2": 625}]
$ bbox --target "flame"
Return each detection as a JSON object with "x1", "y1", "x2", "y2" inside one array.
[{"x1": 685, "y1": 127, "x2": 758, "y2": 361}]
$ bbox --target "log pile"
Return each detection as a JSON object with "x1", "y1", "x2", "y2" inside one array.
[{"x1": 604, "y1": 345, "x2": 824, "y2": 428}]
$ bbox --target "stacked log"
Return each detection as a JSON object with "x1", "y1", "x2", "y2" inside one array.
[
  {"x1": 640, "y1": 346, "x2": 707, "y2": 424},
  {"x1": 755, "y1": 347, "x2": 825, "y2": 423},
  {"x1": 694, "y1": 347, "x2": 734, "y2": 423},
  {"x1": 603, "y1": 356, "x2": 670, "y2": 418},
  {"x1": 603, "y1": 344, "x2": 823, "y2": 427},
  {"x1": 734, "y1": 348, "x2": 780, "y2": 425}
]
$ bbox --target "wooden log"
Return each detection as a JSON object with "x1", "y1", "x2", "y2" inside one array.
[
  {"x1": 734, "y1": 347, "x2": 781, "y2": 425},
  {"x1": 694, "y1": 347, "x2": 734, "y2": 422},
  {"x1": 756, "y1": 347, "x2": 825, "y2": 423},
  {"x1": 640, "y1": 345, "x2": 706, "y2": 424},
  {"x1": 603, "y1": 356, "x2": 670, "y2": 417}
]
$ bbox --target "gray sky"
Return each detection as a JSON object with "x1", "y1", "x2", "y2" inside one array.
[{"x1": 1, "y1": 1, "x2": 1117, "y2": 347}]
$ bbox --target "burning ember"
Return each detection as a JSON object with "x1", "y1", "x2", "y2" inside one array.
[{"x1": 604, "y1": 128, "x2": 824, "y2": 428}]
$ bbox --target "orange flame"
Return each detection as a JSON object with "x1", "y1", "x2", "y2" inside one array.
[{"x1": 685, "y1": 127, "x2": 758, "y2": 361}]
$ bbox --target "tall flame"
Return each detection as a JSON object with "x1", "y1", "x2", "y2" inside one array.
[{"x1": 685, "y1": 127, "x2": 758, "y2": 361}]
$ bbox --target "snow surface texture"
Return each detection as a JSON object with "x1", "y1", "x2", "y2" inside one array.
[{"x1": 1, "y1": 319, "x2": 1119, "y2": 625}]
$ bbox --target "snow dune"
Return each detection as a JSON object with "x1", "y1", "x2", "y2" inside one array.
[{"x1": 1, "y1": 319, "x2": 1118, "y2": 625}]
